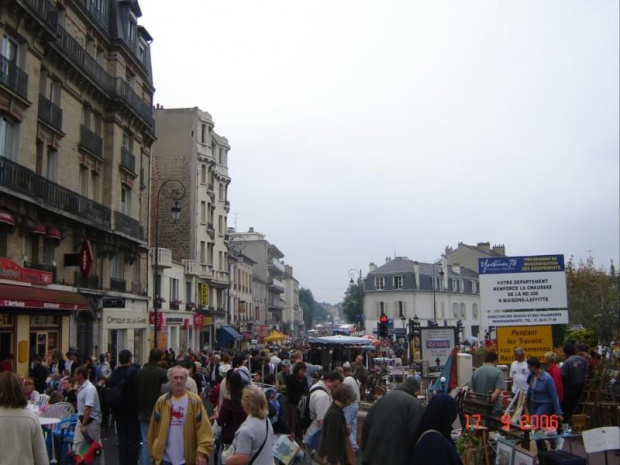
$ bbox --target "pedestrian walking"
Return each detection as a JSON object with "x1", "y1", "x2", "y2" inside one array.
[
  {"x1": 342, "y1": 363, "x2": 361, "y2": 451},
  {"x1": 74, "y1": 364, "x2": 104, "y2": 464},
  {"x1": 313, "y1": 383, "x2": 356, "y2": 465},
  {"x1": 561, "y1": 343, "x2": 588, "y2": 422}
]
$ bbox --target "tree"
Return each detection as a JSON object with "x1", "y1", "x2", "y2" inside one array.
[
  {"x1": 342, "y1": 283, "x2": 363, "y2": 325},
  {"x1": 300, "y1": 288, "x2": 329, "y2": 329},
  {"x1": 566, "y1": 256, "x2": 620, "y2": 344}
]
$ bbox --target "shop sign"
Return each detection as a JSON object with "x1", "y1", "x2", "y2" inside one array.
[
  {"x1": 78, "y1": 240, "x2": 94, "y2": 279},
  {"x1": 166, "y1": 317, "x2": 183, "y2": 325},
  {"x1": 0, "y1": 298, "x2": 86, "y2": 310},
  {"x1": 105, "y1": 310, "x2": 148, "y2": 329},
  {"x1": 193, "y1": 314, "x2": 205, "y2": 328},
  {"x1": 149, "y1": 311, "x2": 164, "y2": 330},
  {"x1": 496, "y1": 325, "x2": 553, "y2": 365},
  {"x1": 199, "y1": 283, "x2": 209, "y2": 306},
  {"x1": 0, "y1": 257, "x2": 52, "y2": 285}
]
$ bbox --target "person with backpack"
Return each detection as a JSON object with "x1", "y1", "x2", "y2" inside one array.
[
  {"x1": 285, "y1": 362, "x2": 308, "y2": 442},
  {"x1": 108, "y1": 349, "x2": 140, "y2": 465},
  {"x1": 342, "y1": 363, "x2": 361, "y2": 451},
  {"x1": 302, "y1": 371, "x2": 344, "y2": 454}
]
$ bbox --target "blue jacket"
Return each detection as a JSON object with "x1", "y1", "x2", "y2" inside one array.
[{"x1": 527, "y1": 371, "x2": 562, "y2": 415}]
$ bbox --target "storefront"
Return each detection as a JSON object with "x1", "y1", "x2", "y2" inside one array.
[
  {"x1": 0, "y1": 278, "x2": 87, "y2": 377},
  {"x1": 101, "y1": 308, "x2": 149, "y2": 365}
]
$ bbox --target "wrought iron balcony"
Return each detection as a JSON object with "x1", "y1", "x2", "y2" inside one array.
[
  {"x1": 0, "y1": 55, "x2": 28, "y2": 100},
  {"x1": 121, "y1": 147, "x2": 136, "y2": 174},
  {"x1": 54, "y1": 26, "x2": 113, "y2": 94},
  {"x1": 21, "y1": 0, "x2": 59, "y2": 33},
  {"x1": 0, "y1": 157, "x2": 111, "y2": 228},
  {"x1": 76, "y1": 0, "x2": 108, "y2": 31},
  {"x1": 109, "y1": 277, "x2": 126, "y2": 292},
  {"x1": 38, "y1": 95, "x2": 63, "y2": 132},
  {"x1": 24, "y1": 262, "x2": 56, "y2": 284},
  {"x1": 113, "y1": 78, "x2": 154, "y2": 127},
  {"x1": 74, "y1": 271, "x2": 100, "y2": 289},
  {"x1": 114, "y1": 211, "x2": 143, "y2": 240},
  {"x1": 79, "y1": 125, "x2": 103, "y2": 158}
]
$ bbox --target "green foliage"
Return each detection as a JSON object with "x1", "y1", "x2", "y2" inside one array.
[
  {"x1": 300, "y1": 288, "x2": 329, "y2": 328},
  {"x1": 342, "y1": 283, "x2": 363, "y2": 324},
  {"x1": 566, "y1": 256, "x2": 619, "y2": 344},
  {"x1": 564, "y1": 328, "x2": 598, "y2": 348}
]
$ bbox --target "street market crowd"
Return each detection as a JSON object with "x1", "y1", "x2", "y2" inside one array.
[{"x1": 0, "y1": 339, "x2": 618, "y2": 465}]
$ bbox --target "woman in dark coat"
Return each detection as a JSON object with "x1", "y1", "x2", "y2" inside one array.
[
  {"x1": 410, "y1": 394, "x2": 463, "y2": 465},
  {"x1": 315, "y1": 383, "x2": 357, "y2": 465}
]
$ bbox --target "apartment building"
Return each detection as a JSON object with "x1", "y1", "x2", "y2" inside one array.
[
  {"x1": 363, "y1": 257, "x2": 481, "y2": 339},
  {"x1": 228, "y1": 227, "x2": 287, "y2": 338},
  {"x1": 151, "y1": 107, "x2": 231, "y2": 349},
  {"x1": 283, "y1": 264, "x2": 303, "y2": 336},
  {"x1": 0, "y1": 0, "x2": 155, "y2": 373}
]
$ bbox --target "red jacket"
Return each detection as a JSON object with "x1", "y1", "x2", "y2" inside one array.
[{"x1": 547, "y1": 363, "x2": 564, "y2": 402}]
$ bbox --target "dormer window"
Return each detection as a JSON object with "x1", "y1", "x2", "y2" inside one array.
[
  {"x1": 375, "y1": 276, "x2": 384, "y2": 290},
  {"x1": 393, "y1": 275, "x2": 403, "y2": 290}
]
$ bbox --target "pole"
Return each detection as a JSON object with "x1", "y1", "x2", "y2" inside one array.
[
  {"x1": 153, "y1": 190, "x2": 160, "y2": 349},
  {"x1": 433, "y1": 264, "x2": 437, "y2": 323},
  {"x1": 359, "y1": 269, "x2": 364, "y2": 331}
]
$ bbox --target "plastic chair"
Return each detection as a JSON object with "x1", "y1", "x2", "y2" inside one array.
[
  {"x1": 37, "y1": 394, "x2": 50, "y2": 408},
  {"x1": 44, "y1": 402, "x2": 75, "y2": 419},
  {"x1": 55, "y1": 415, "x2": 78, "y2": 464}
]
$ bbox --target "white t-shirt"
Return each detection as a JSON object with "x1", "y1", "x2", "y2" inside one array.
[
  {"x1": 303, "y1": 381, "x2": 332, "y2": 442},
  {"x1": 510, "y1": 360, "x2": 529, "y2": 393},
  {"x1": 164, "y1": 394, "x2": 188, "y2": 465}
]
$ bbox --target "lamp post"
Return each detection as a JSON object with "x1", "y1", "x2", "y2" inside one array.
[
  {"x1": 348, "y1": 268, "x2": 364, "y2": 331},
  {"x1": 432, "y1": 258, "x2": 445, "y2": 323},
  {"x1": 456, "y1": 319, "x2": 463, "y2": 345},
  {"x1": 153, "y1": 179, "x2": 186, "y2": 349}
]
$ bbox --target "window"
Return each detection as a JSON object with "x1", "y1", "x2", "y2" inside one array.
[
  {"x1": 458, "y1": 280, "x2": 464, "y2": 292},
  {"x1": 91, "y1": 172, "x2": 99, "y2": 202},
  {"x1": 122, "y1": 129, "x2": 132, "y2": 151},
  {"x1": 42, "y1": 238, "x2": 55, "y2": 266},
  {"x1": 200, "y1": 201, "x2": 206, "y2": 223},
  {"x1": 201, "y1": 124, "x2": 207, "y2": 144},
  {"x1": 80, "y1": 167, "x2": 89, "y2": 197},
  {"x1": 452, "y1": 303, "x2": 459, "y2": 318},
  {"x1": 49, "y1": 79, "x2": 61, "y2": 105},
  {"x1": 110, "y1": 253, "x2": 124, "y2": 279},
  {"x1": 0, "y1": 116, "x2": 17, "y2": 160},
  {"x1": 397, "y1": 301, "x2": 406, "y2": 318},
  {"x1": 201, "y1": 164, "x2": 207, "y2": 184},
  {"x1": 460, "y1": 303, "x2": 466, "y2": 318},
  {"x1": 472, "y1": 280, "x2": 477, "y2": 293},
  {"x1": 375, "y1": 276, "x2": 384, "y2": 290},
  {"x1": 127, "y1": 16, "x2": 137, "y2": 45},
  {"x1": 45, "y1": 148, "x2": 57, "y2": 181},
  {"x1": 375, "y1": 301, "x2": 385, "y2": 318},
  {"x1": 218, "y1": 215, "x2": 224, "y2": 235},
  {"x1": 219, "y1": 148, "x2": 223, "y2": 164},
  {"x1": 170, "y1": 278, "x2": 179, "y2": 302},
  {"x1": 207, "y1": 243, "x2": 214, "y2": 265},
  {"x1": 394, "y1": 275, "x2": 403, "y2": 290},
  {"x1": 440, "y1": 302, "x2": 446, "y2": 319},
  {"x1": 200, "y1": 241, "x2": 206, "y2": 263},
  {"x1": 219, "y1": 183, "x2": 224, "y2": 202},
  {"x1": 218, "y1": 251, "x2": 223, "y2": 270},
  {"x1": 121, "y1": 185, "x2": 130, "y2": 214},
  {"x1": 472, "y1": 303, "x2": 479, "y2": 319},
  {"x1": 1, "y1": 35, "x2": 18, "y2": 64},
  {"x1": 186, "y1": 282, "x2": 192, "y2": 304}
]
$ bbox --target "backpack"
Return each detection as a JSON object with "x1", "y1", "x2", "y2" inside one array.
[{"x1": 297, "y1": 385, "x2": 327, "y2": 431}]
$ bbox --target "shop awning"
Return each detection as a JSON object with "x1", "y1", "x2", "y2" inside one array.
[
  {"x1": 46, "y1": 226, "x2": 62, "y2": 240},
  {"x1": 31, "y1": 223, "x2": 46, "y2": 235},
  {"x1": 0, "y1": 210, "x2": 15, "y2": 226},
  {"x1": 0, "y1": 284, "x2": 88, "y2": 310},
  {"x1": 219, "y1": 326, "x2": 243, "y2": 345}
]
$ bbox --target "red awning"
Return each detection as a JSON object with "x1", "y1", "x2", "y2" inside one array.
[
  {"x1": 0, "y1": 210, "x2": 15, "y2": 226},
  {"x1": 46, "y1": 226, "x2": 62, "y2": 240},
  {"x1": 31, "y1": 223, "x2": 46, "y2": 235},
  {"x1": 0, "y1": 283, "x2": 88, "y2": 310},
  {"x1": 241, "y1": 331, "x2": 252, "y2": 340}
]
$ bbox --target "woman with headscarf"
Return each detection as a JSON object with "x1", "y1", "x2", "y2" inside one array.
[{"x1": 410, "y1": 394, "x2": 463, "y2": 465}]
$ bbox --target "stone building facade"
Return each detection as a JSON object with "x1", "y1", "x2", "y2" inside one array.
[{"x1": 0, "y1": 0, "x2": 154, "y2": 373}]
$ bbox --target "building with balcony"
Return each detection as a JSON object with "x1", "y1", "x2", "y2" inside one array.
[
  {"x1": 228, "y1": 227, "x2": 287, "y2": 337},
  {"x1": 0, "y1": 0, "x2": 155, "y2": 374},
  {"x1": 229, "y1": 246, "x2": 255, "y2": 339},
  {"x1": 363, "y1": 257, "x2": 481, "y2": 340},
  {"x1": 151, "y1": 107, "x2": 231, "y2": 348},
  {"x1": 283, "y1": 265, "x2": 303, "y2": 336}
]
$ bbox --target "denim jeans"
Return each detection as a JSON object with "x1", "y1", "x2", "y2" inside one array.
[
  {"x1": 343, "y1": 402, "x2": 360, "y2": 450},
  {"x1": 140, "y1": 420, "x2": 150, "y2": 465}
]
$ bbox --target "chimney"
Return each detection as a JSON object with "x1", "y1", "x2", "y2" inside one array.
[
  {"x1": 452, "y1": 263, "x2": 461, "y2": 274},
  {"x1": 249, "y1": 227, "x2": 254, "y2": 233},
  {"x1": 492, "y1": 244, "x2": 506, "y2": 256},
  {"x1": 477, "y1": 242, "x2": 491, "y2": 254},
  {"x1": 369, "y1": 262, "x2": 377, "y2": 273}
]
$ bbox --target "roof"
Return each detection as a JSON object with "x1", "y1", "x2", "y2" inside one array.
[{"x1": 370, "y1": 258, "x2": 478, "y2": 278}]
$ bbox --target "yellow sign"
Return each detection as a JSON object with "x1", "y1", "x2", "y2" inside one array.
[
  {"x1": 204, "y1": 317, "x2": 212, "y2": 326},
  {"x1": 199, "y1": 283, "x2": 209, "y2": 306},
  {"x1": 497, "y1": 325, "x2": 553, "y2": 365}
]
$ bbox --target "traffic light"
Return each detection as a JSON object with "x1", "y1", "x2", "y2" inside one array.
[{"x1": 378, "y1": 313, "x2": 388, "y2": 337}]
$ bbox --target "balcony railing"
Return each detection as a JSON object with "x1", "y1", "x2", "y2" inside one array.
[
  {"x1": 269, "y1": 258, "x2": 285, "y2": 275},
  {"x1": 76, "y1": 0, "x2": 108, "y2": 31},
  {"x1": 0, "y1": 56, "x2": 28, "y2": 100},
  {"x1": 121, "y1": 147, "x2": 136, "y2": 174},
  {"x1": 149, "y1": 248, "x2": 172, "y2": 268},
  {"x1": 0, "y1": 157, "x2": 111, "y2": 228},
  {"x1": 22, "y1": 0, "x2": 59, "y2": 32},
  {"x1": 269, "y1": 277, "x2": 285, "y2": 293},
  {"x1": 74, "y1": 271, "x2": 100, "y2": 289},
  {"x1": 54, "y1": 26, "x2": 113, "y2": 94},
  {"x1": 24, "y1": 262, "x2": 56, "y2": 284},
  {"x1": 38, "y1": 95, "x2": 63, "y2": 132},
  {"x1": 79, "y1": 125, "x2": 103, "y2": 158},
  {"x1": 114, "y1": 211, "x2": 143, "y2": 240},
  {"x1": 109, "y1": 277, "x2": 126, "y2": 292},
  {"x1": 182, "y1": 259, "x2": 201, "y2": 276},
  {"x1": 113, "y1": 78, "x2": 154, "y2": 127}
]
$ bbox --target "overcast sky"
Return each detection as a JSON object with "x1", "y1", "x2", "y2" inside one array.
[{"x1": 140, "y1": 1, "x2": 619, "y2": 304}]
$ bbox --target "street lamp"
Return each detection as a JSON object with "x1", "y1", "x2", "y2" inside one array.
[
  {"x1": 432, "y1": 258, "x2": 445, "y2": 323},
  {"x1": 456, "y1": 319, "x2": 463, "y2": 345},
  {"x1": 348, "y1": 269, "x2": 364, "y2": 331},
  {"x1": 153, "y1": 179, "x2": 186, "y2": 348}
]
